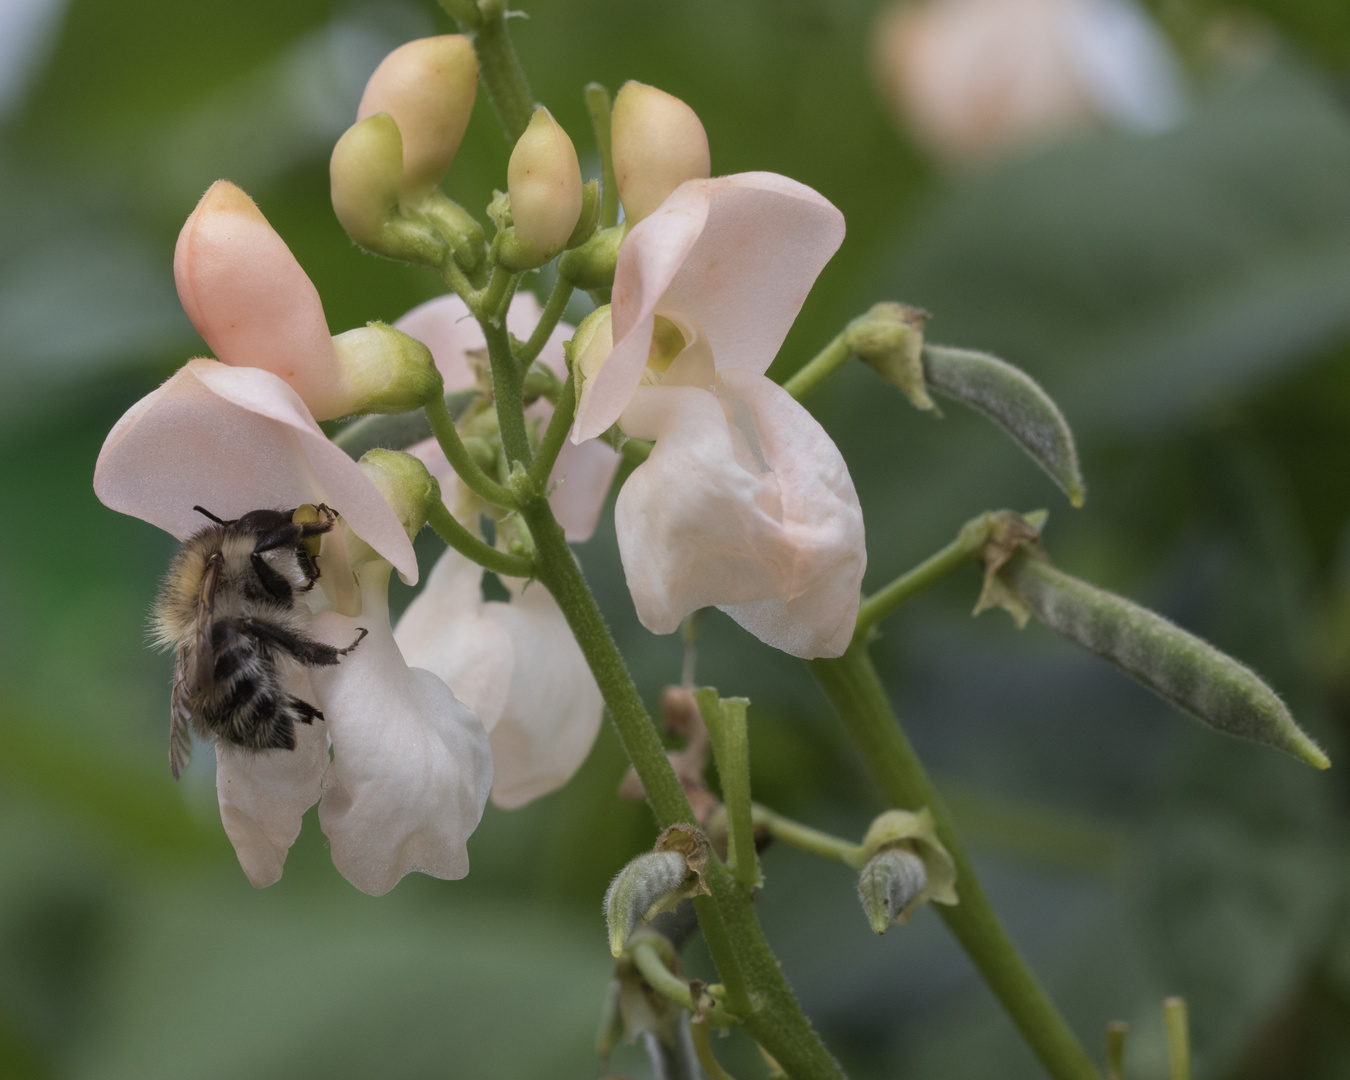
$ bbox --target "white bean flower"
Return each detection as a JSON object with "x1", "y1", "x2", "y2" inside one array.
[{"x1": 571, "y1": 167, "x2": 866, "y2": 659}]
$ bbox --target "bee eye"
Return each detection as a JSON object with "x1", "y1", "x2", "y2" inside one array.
[{"x1": 292, "y1": 504, "x2": 324, "y2": 557}]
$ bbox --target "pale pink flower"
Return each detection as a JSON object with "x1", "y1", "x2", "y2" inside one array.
[
  {"x1": 395, "y1": 546, "x2": 602, "y2": 809},
  {"x1": 872, "y1": 0, "x2": 1184, "y2": 167},
  {"x1": 396, "y1": 290, "x2": 621, "y2": 542},
  {"x1": 95, "y1": 361, "x2": 492, "y2": 892},
  {"x1": 571, "y1": 173, "x2": 866, "y2": 659}
]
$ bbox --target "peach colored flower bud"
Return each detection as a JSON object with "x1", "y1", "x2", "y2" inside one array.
[
  {"x1": 503, "y1": 106, "x2": 583, "y2": 268},
  {"x1": 357, "y1": 449, "x2": 441, "y2": 544},
  {"x1": 610, "y1": 81, "x2": 710, "y2": 224},
  {"x1": 357, "y1": 35, "x2": 479, "y2": 201},
  {"x1": 330, "y1": 113, "x2": 404, "y2": 248}
]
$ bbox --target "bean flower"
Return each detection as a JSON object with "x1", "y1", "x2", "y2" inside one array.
[
  {"x1": 571, "y1": 90, "x2": 865, "y2": 658},
  {"x1": 94, "y1": 198, "x2": 493, "y2": 893}
]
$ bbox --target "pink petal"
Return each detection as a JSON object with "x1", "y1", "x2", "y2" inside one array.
[
  {"x1": 394, "y1": 547, "x2": 603, "y2": 809},
  {"x1": 547, "y1": 438, "x2": 621, "y2": 543},
  {"x1": 214, "y1": 679, "x2": 329, "y2": 889},
  {"x1": 312, "y1": 562, "x2": 493, "y2": 896},
  {"x1": 573, "y1": 173, "x2": 846, "y2": 440},
  {"x1": 174, "y1": 181, "x2": 348, "y2": 419},
  {"x1": 94, "y1": 359, "x2": 418, "y2": 582},
  {"x1": 615, "y1": 372, "x2": 865, "y2": 658},
  {"x1": 483, "y1": 576, "x2": 603, "y2": 809}
]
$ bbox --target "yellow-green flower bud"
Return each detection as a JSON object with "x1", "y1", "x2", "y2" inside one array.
[
  {"x1": 357, "y1": 35, "x2": 478, "y2": 202},
  {"x1": 568, "y1": 305, "x2": 613, "y2": 424},
  {"x1": 611, "y1": 81, "x2": 710, "y2": 224},
  {"x1": 357, "y1": 449, "x2": 441, "y2": 543},
  {"x1": 330, "y1": 116, "x2": 447, "y2": 266},
  {"x1": 330, "y1": 321, "x2": 444, "y2": 417},
  {"x1": 500, "y1": 107, "x2": 584, "y2": 270},
  {"x1": 855, "y1": 808, "x2": 958, "y2": 933}
]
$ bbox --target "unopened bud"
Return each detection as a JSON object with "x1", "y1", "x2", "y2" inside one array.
[
  {"x1": 858, "y1": 847, "x2": 928, "y2": 933},
  {"x1": 992, "y1": 545, "x2": 1331, "y2": 769},
  {"x1": 498, "y1": 107, "x2": 584, "y2": 270},
  {"x1": 604, "y1": 850, "x2": 690, "y2": 957},
  {"x1": 611, "y1": 82, "x2": 710, "y2": 223},
  {"x1": 557, "y1": 223, "x2": 626, "y2": 291},
  {"x1": 846, "y1": 302, "x2": 933, "y2": 412},
  {"x1": 357, "y1": 35, "x2": 478, "y2": 201},
  {"x1": 330, "y1": 322, "x2": 444, "y2": 417},
  {"x1": 568, "y1": 177, "x2": 601, "y2": 249},
  {"x1": 568, "y1": 306, "x2": 614, "y2": 440},
  {"x1": 357, "y1": 449, "x2": 441, "y2": 543},
  {"x1": 923, "y1": 343, "x2": 1086, "y2": 508}
]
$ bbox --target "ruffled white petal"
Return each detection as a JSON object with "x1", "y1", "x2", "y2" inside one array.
[
  {"x1": 394, "y1": 547, "x2": 603, "y2": 809},
  {"x1": 94, "y1": 358, "x2": 418, "y2": 582},
  {"x1": 312, "y1": 562, "x2": 493, "y2": 896},
  {"x1": 214, "y1": 678, "x2": 328, "y2": 889},
  {"x1": 615, "y1": 371, "x2": 865, "y2": 658},
  {"x1": 174, "y1": 181, "x2": 349, "y2": 420},
  {"x1": 573, "y1": 173, "x2": 846, "y2": 440}
]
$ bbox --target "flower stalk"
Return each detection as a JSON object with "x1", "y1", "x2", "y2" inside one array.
[
  {"x1": 695, "y1": 691, "x2": 760, "y2": 890},
  {"x1": 458, "y1": 0, "x2": 535, "y2": 142}
]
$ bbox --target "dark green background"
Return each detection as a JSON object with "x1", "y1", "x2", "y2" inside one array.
[{"x1": 2, "y1": 1, "x2": 1349, "y2": 1077}]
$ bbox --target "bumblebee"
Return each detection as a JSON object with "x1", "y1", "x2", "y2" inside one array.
[{"x1": 152, "y1": 504, "x2": 365, "y2": 779}]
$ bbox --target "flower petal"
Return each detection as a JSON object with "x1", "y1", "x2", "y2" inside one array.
[
  {"x1": 174, "y1": 181, "x2": 349, "y2": 419},
  {"x1": 94, "y1": 358, "x2": 418, "y2": 582},
  {"x1": 485, "y1": 571, "x2": 603, "y2": 809},
  {"x1": 394, "y1": 548, "x2": 603, "y2": 809},
  {"x1": 547, "y1": 438, "x2": 621, "y2": 542},
  {"x1": 214, "y1": 679, "x2": 328, "y2": 888},
  {"x1": 615, "y1": 371, "x2": 865, "y2": 658},
  {"x1": 312, "y1": 562, "x2": 492, "y2": 896},
  {"x1": 393, "y1": 546, "x2": 514, "y2": 732},
  {"x1": 574, "y1": 173, "x2": 846, "y2": 440}
]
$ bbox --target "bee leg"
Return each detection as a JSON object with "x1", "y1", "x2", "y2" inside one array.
[
  {"x1": 287, "y1": 696, "x2": 324, "y2": 725},
  {"x1": 337, "y1": 628, "x2": 368, "y2": 655},
  {"x1": 239, "y1": 617, "x2": 347, "y2": 667}
]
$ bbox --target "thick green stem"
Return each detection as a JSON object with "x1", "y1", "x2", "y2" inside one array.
[
  {"x1": 782, "y1": 332, "x2": 850, "y2": 402},
  {"x1": 584, "y1": 82, "x2": 620, "y2": 229},
  {"x1": 425, "y1": 394, "x2": 516, "y2": 508},
  {"x1": 854, "y1": 513, "x2": 992, "y2": 644},
  {"x1": 811, "y1": 646, "x2": 1102, "y2": 1080},
  {"x1": 468, "y1": 0, "x2": 535, "y2": 142},
  {"x1": 520, "y1": 274, "x2": 574, "y2": 364},
  {"x1": 427, "y1": 501, "x2": 533, "y2": 578},
  {"x1": 521, "y1": 495, "x2": 844, "y2": 1079},
  {"x1": 753, "y1": 804, "x2": 865, "y2": 869},
  {"x1": 530, "y1": 372, "x2": 575, "y2": 489}
]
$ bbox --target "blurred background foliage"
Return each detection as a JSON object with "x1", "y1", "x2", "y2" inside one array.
[{"x1": 1, "y1": 0, "x2": 1349, "y2": 1077}]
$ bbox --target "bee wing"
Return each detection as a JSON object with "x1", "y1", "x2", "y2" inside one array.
[
  {"x1": 189, "y1": 552, "x2": 223, "y2": 695},
  {"x1": 169, "y1": 648, "x2": 193, "y2": 780}
]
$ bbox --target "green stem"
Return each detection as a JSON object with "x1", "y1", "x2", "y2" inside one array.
[
  {"x1": 854, "y1": 513, "x2": 992, "y2": 644},
  {"x1": 782, "y1": 332, "x2": 850, "y2": 402},
  {"x1": 690, "y1": 1020, "x2": 741, "y2": 1080},
  {"x1": 630, "y1": 941, "x2": 740, "y2": 1027},
  {"x1": 468, "y1": 0, "x2": 535, "y2": 142},
  {"x1": 481, "y1": 317, "x2": 533, "y2": 466},
  {"x1": 696, "y1": 693, "x2": 759, "y2": 891},
  {"x1": 584, "y1": 82, "x2": 619, "y2": 229},
  {"x1": 752, "y1": 804, "x2": 865, "y2": 869},
  {"x1": 520, "y1": 495, "x2": 844, "y2": 1079},
  {"x1": 475, "y1": 265, "x2": 520, "y2": 326},
  {"x1": 530, "y1": 372, "x2": 575, "y2": 489},
  {"x1": 425, "y1": 393, "x2": 516, "y2": 508},
  {"x1": 810, "y1": 646, "x2": 1102, "y2": 1080},
  {"x1": 427, "y1": 501, "x2": 533, "y2": 578},
  {"x1": 1163, "y1": 999, "x2": 1190, "y2": 1080},
  {"x1": 519, "y1": 273, "x2": 574, "y2": 364}
]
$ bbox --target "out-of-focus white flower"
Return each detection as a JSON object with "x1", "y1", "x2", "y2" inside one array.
[
  {"x1": 570, "y1": 170, "x2": 866, "y2": 659},
  {"x1": 395, "y1": 546, "x2": 602, "y2": 809},
  {"x1": 175, "y1": 181, "x2": 440, "y2": 420},
  {"x1": 95, "y1": 362, "x2": 493, "y2": 893},
  {"x1": 395, "y1": 291, "x2": 621, "y2": 543},
  {"x1": 872, "y1": 0, "x2": 1186, "y2": 167}
]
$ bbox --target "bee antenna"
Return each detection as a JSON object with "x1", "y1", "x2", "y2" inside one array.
[{"x1": 193, "y1": 505, "x2": 227, "y2": 524}]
